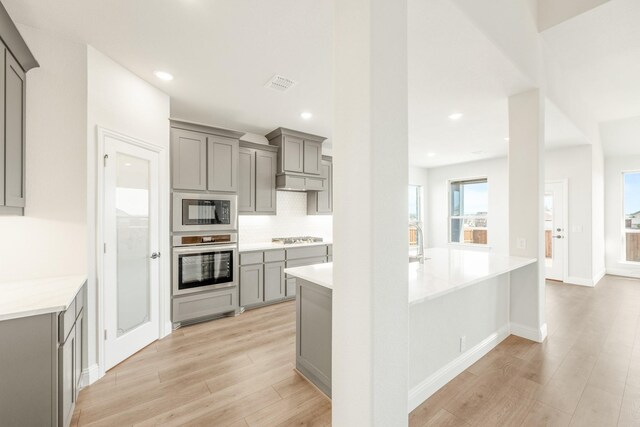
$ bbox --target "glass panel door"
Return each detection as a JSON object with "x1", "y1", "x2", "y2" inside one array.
[{"x1": 116, "y1": 153, "x2": 150, "y2": 337}]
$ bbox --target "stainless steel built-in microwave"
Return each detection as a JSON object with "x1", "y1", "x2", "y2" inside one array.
[{"x1": 172, "y1": 192, "x2": 238, "y2": 232}]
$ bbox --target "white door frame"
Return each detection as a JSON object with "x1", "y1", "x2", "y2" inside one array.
[
  {"x1": 96, "y1": 127, "x2": 171, "y2": 377},
  {"x1": 545, "y1": 179, "x2": 569, "y2": 282}
]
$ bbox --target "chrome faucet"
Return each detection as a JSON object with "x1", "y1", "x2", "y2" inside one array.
[{"x1": 410, "y1": 221, "x2": 425, "y2": 264}]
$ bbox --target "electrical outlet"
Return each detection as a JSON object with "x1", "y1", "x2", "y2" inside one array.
[
  {"x1": 517, "y1": 238, "x2": 526, "y2": 250},
  {"x1": 460, "y1": 335, "x2": 466, "y2": 353}
]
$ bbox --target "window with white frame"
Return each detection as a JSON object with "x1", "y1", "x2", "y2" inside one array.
[
  {"x1": 623, "y1": 172, "x2": 640, "y2": 262},
  {"x1": 449, "y1": 178, "x2": 488, "y2": 245},
  {"x1": 409, "y1": 185, "x2": 421, "y2": 246}
]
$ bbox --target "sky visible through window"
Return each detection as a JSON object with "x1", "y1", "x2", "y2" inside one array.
[
  {"x1": 625, "y1": 172, "x2": 640, "y2": 216},
  {"x1": 461, "y1": 182, "x2": 488, "y2": 215}
]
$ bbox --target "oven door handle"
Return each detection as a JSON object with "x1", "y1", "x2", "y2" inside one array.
[{"x1": 173, "y1": 245, "x2": 237, "y2": 255}]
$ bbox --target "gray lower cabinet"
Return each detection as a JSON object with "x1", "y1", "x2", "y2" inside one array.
[
  {"x1": 0, "y1": 282, "x2": 85, "y2": 427},
  {"x1": 238, "y1": 141, "x2": 278, "y2": 215},
  {"x1": 296, "y1": 278, "x2": 332, "y2": 397},
  {"x1": 240, "y1": 264, "x2": 264, "y2": 306},
  {"x1": 239, "y1": 245, "x2": 330, "y2": 307},
  {"x1": 307, "y1": 156, "x2": 333, "y2": 215},
  {"x1": 264, "y1": 261, "x2": 286, "y2": 301},
  {"x1": 172, "y1": 288, "x2": 237, "y2": 324}
]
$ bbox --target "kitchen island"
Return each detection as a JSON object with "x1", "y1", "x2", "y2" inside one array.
[{"x1": 284, "y1": 248, "x2": 536, "y2": 410}]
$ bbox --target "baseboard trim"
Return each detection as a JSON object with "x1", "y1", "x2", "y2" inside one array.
[
  {"x1": 510, "y1": 321, "x2": 547, "y2": 343},
  {"x1": 82, "y1": 363, "x2": 102, "y2": 387},
  {"x1": 408, "y1": 324, "x2": 510, "y2": 413},
  {"x1": 564, "y1": 276, "x2": 595, "y2": 287},
  {"x1": 606, "y1": 268, "x2": 640, "y2": 279},
  {"x1": 592, "y1": 270, "x2": 606, "y2": 286}
]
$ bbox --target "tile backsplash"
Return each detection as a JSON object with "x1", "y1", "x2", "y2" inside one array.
[{"x1": 238, "y1": 191, "x2": 333, "y2": 243}]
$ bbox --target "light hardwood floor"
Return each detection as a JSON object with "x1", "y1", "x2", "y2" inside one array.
[{"x1": 74, "y1": 275, "x2": 640, "y2": 426}]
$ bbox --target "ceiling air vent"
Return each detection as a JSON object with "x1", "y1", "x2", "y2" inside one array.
[{"x1": 265, "y1": 74, "x2": 297, "y2": 92}]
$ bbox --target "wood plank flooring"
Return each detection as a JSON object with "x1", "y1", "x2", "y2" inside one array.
[{"x1": 74, "y1": 275, "x2": 640, "y2": 426}]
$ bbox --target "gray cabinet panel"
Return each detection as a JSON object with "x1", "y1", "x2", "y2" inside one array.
[
  {"x1": 286, "y1": 278, "x2": 297, "y2": 297},
  {"x1": 308, "y1": 159, "x2": 332, "y2": 215},
  {"x1": 0, "y1": 45, "x2": 5, "y2": 207},
  {"x1": 59, "y1": 324, "x2": 75, "y2": 427},
  {"x1": 296, "y1": 280, "x2": 332, "y2": 397},
  {"x1": 264, "y1": 261, "x2": 285, "y2": 302},
  {"x1": 0, "y1": 314, "x2": 55, "y2": 426},
  {"x1": 172, "y1": 288, "x2": 236, "y2": 323},
  {"x1": 240, "y1": 264, "x2": 263, "y2": 306},
  {"x1": 4, "y1": 52, "x2": 25, "y2": 208},
  {"x1": 255, "y1": 150, "x2": 277, "y2": 213},
  {"x1": 283, "y1": 135, "x2": 304, "y2": 173},
  {"x1": 238, "y1": 147, "x2": 255, "y2": 213},
  {"x1": 171, "y1": 129, "x2": 207, "y2": 191},
  {"x1": 286, "y1": 245, "x2": 328, "y2": 260},
  {"x1": 207, "y1": 135, "x2": 238, "y2": 193},
  {"x1": 263, "y1": 249, "x2": 285, "y2": 263},
  {"x1": 303, "y1": 140, "x2": 321, "y2": 175},
  {"x1": 74, "y1": 310, "x2": 83, "y2": 392},
  {"x1": 240, "y1": 251, "x2": 263, "y2": 265},
  {"x1": 286, "y1": 256, "x2": 327, "y2": 269}
]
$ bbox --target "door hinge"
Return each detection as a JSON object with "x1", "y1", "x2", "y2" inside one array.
[
  {"x1": 104, "y1": 329, "x2": 107, "y2": 340},
  {"x1": 103, "y1": 154, "x2": 109, "y2": 166},
  {"x1": 103, "y1": 243, "x2": 107, "y2": 253}
]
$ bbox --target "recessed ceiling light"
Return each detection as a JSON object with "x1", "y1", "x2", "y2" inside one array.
[
  {"x1": 504, "y1": 137, "x2": 510, "y2": 141},
  {"x1": 448, "y1": 113, "x2": 463, "y2": 120},
  {"x1": 124, "y1": 162, "x2": 132, "y2": 167},
  {"x1": 427, "y1": 152, "x2": 436, "y2": 157},
  {"x1": 154, "y1": 71, "x2": 174, "y2": 81},
  {"x1": 300, "y1": 112, "x2": 313, "y2": 120}
]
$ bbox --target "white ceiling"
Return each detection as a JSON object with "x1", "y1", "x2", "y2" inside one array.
[
  {"x1": 540, "y1": 0, "x2": 640, "y2": 157},
  {"x1": 4, "y1": 0, "x2": 613, "y2": 168}
]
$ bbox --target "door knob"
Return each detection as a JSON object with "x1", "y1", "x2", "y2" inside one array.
[
  {"x1": 150, "y1": 252, "x2": 161, "y2": 259},
  {"x1": 553, "y1": 235, "x2": 564, "y2": 239}
]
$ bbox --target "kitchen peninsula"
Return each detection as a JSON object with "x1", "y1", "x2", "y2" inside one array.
[{"x1": 285, "y1": 247, "x2": 536, "y2": 410}]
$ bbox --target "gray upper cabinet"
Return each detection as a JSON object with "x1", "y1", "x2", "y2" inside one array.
[
  {"x1": 265, "y1": 128, "x2": 327, "y2": 191},
  {"x1": 4, "y1": 52, "x2": 25, "y2": 209},
  {"x1": 238, "y1": 141, "x2": 277, "y2": 215},
  {"x1": 238, "y1": 147, "x2": 256, "y2": 212},
  {"x1": 171, "y1": 128, "x2": 207, "y2": 191},
  {"x1": 308, "y1": 156, "x2": 333, "y2": 215},
  {"x1": 255, "y1": 149, "x2": 277, "y2": 213},
  {"x1": 303, "y1": 140, "x2": 322, "y2": 175},
  {"x1": 0, "y1": 4, "x2": 38, "y2": 216},
  {"x1": 283, "y1": 135, "x2": 304, "y2": 173},
  {"x1": 170, "y1": 120, "x2": 244, "y2": 194},
  {"x1": 207, "y1": 135, "x2": 238, "y2": 192}
]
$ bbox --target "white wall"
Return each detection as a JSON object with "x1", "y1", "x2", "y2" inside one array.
[
  {"x1": 86, "y1": 46, "x2": 170, "y2": 380},
  {"x1": 238, "y1": 191, "x2": 333, "y2": 243},
  {"x1": 545, "y1": 146, "x2": 594, "y2": 283},
  {"x1": 591, "y1": 140, "x2": 606, "y2": 281},
  {"x1": 605, "y1": 155, "x2": 640, "y2": 278},
  {"x1": 426, "y1": 158, "x2": 509, "y2": 253},
  {"x1": 0, "y1": 25, "x2": 87, "y2": 282}
]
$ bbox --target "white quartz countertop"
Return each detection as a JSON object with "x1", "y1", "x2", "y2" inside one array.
[
  {"x1": 0, "y1": 275, "x2": 87, "y2": 321},
  {"x1": 239, "y1": 240, "x2": 332, "y2": 252},
  {"x1": 285, "y1": 263, "x2": 334, "y2": 289},
  {"x1": 283, "y1": 248, "x2": 536, "y2": 305}
]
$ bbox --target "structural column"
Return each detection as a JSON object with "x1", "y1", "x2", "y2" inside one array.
[
  {"x1": 508, "y1": 89, "x2": 547, "y2": 342},
  {"x1": 333, "y1": 0, "x2": 409, "y2": 425}
]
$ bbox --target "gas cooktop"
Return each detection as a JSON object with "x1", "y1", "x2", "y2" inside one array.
[{"x1": 272, "y1": 236, "x2": 324, "y2": 245}]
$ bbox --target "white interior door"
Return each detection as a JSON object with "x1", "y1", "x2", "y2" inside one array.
[
  {"x1": 545, "y1": 181, "x2": 567, "y2": 281},
  {"x1": 103, "y1": 136, "x2": 160, "y2": 370}
]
